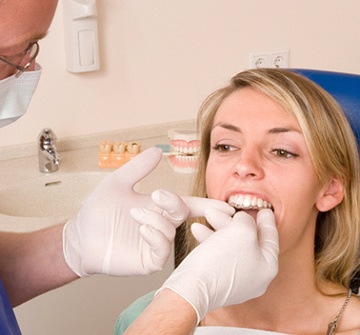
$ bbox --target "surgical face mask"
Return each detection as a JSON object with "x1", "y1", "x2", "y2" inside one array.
[{"x1": 0, "y1": 64, "x2": 42, "y2": 128}]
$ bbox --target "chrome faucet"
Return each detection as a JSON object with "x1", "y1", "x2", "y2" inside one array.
[{"x1": 38, "y1": 128, "x2": 61, "y2": 173}]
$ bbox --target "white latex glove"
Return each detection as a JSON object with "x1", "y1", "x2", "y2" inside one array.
[
  {"x1": 159, "y1": 208, "x2": 279, "y2": 323},
  {"x1": 131, "y1": 194, "x2": 235, "y2": 251},
  {"x1": 63, "y1": 147, "x2": 234, "y2": 277}
]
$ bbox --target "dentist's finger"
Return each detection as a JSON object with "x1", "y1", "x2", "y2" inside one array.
[
  {"x1": 139, "y1": 225, "x2": 171, "y2": 272},
  {"x1": 113, "y1": 147, "x2": 163, "y2": 186},
  {"x1": 256, "y1": 209, "x2": 279, "y2": 266},
  {"x1": 204, "y1": 208, "x2": 236, "y2": 231},
  {"x1": 191, "y1": 223, "x2": 214, "y2": 243},
  {"x1": 231, "y1": 211, "x2": 258, "y2": 242},
  {"x1": 182, "y1": 196, "x2": 235, "y2": 218},
  {"x1": 151, "y1": 189, "x2": 189, "y2": 227},
  {"x1": 131, "y1": 207, "x2": 176, "y2": 242}
]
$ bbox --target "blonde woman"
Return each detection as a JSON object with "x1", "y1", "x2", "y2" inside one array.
[{"x1": 117, "y1": 69, "x2": 360, "y2": 334}]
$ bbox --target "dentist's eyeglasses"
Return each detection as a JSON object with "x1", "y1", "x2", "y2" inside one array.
[{"x1": 0, "y1": 42, "x2": 39, "y2": 78}]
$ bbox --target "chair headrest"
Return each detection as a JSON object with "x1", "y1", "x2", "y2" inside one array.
[
  {"x1": 293, "y1": 69, "x2": 360, "y2": 148},
  {"x1": 293, "y1": 69, "x2": 360, "y2": 294}
]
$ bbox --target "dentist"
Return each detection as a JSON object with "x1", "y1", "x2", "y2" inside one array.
[{"x1": 0, "y1": 1, "x2": 279, "y2": 334}]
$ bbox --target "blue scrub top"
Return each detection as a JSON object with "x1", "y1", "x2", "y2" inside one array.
[{"x1": 0, "y1": 279, "x2": 21, "y2": 335}]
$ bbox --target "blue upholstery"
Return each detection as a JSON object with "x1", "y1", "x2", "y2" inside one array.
[
  {"x1": 293, "y1": 69, "x2": 360, "y2": 294},
  {"x1": 293, "y1": 69, "x2": 360, "y2": 148}
]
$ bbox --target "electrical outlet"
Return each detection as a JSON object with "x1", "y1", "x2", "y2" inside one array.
[
  {"x1": 249, "y1": 49, "x2": 289, "y2": 69},
  {"x1": 249, "y1": 52, "x2": 270, "y2": 69},
  {"x1": 270, "y1": 50, "x2": 289, "y2": 68}
]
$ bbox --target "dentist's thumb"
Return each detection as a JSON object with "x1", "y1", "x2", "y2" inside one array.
[{"x1": 256, "y1": 209, "x2": 279, "y2": 270}]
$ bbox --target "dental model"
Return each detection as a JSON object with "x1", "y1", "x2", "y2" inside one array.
[
  {"x1": 228, "y1": 194, "x2": 273, "y2": 211},
  {"x1": 167, "y1": 129, "x2": 200, "y2": 173},
  {"x1": 111, "y1": 141, "x2": 128, "y2": 167},
  {"x1": 127, "y1": 142, "x2": 141, "y2": 156},
  {"x1": 113, "y1": 141, "x2": 127, "y2": 154},
  {"x1": 98, "y1": 141, "x2": 113, "y2": 168},
  {"x1": 98, "y1": 141, "x2": 141, "y2": 169},
  {"x1": 99, "y1": 140, "x2": 113, "y2": 154}
]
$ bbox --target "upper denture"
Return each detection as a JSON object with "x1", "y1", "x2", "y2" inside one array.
[{"x1": 168, "y1": 129, "x2": 200, "y2": 156}]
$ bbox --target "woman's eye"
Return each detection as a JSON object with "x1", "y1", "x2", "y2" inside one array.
[
  {"x1": 212, "y1": 143, "x2": 236, "y2": 153},
  {"x1": 272, "y1": 148, "x2": 298, "y2": 159}
]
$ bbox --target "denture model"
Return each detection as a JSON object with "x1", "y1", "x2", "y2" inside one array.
[
  {"x1": 167, "y1": 129, "x2": 200, "y2": 173},
  {"x1": 98, "y1": 141, "x2": 141, "y2": 169}
]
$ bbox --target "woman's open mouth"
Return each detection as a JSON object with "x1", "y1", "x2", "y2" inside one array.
[{"x1": 228, "y1": 194, "x2": 273, "y2": 211}]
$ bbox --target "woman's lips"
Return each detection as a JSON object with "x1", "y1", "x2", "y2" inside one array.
[{"x1": 228, "y1": 194, "x2": 273, "y2": 211}]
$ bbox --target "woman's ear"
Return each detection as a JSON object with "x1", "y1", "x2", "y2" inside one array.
[{"x1": 316, "y1": 178, "x2": 344, "y2": 212}]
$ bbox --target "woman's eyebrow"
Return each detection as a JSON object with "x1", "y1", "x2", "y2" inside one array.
[
  {"x1": 212, "y1": 123, "x2": 241, "y2": 132},
  {"x1": 212, "y1": 123, "x2": 302, "y2": 135},
  {"x1": 268, "y1": 127, "x2": 302, "y2": 134}
]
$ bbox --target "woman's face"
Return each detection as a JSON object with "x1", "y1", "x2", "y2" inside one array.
[{"x1": 206, "y1": 87, "x2": 332, "y2": 253}]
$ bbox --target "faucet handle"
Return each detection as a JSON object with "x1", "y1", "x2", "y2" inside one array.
[
  {"x1": 38, "y1": 128, "x2": 61, "y2": 173},
  {"x1": 38, "y1": 128, "x2": 57, "y2": 149}
]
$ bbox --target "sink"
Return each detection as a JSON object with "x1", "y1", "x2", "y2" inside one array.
[{"x1": 0, "y1": 172, "x2": 108, "y2": 219}]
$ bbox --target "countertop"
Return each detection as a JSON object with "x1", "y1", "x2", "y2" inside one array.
[{"x1": 0, "y1": 120, "x2": 196, "y2": 232}]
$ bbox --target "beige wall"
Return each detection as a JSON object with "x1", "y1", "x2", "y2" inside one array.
[{"x1": 1, "y1": 0, "x2": 359, "y2": 148}]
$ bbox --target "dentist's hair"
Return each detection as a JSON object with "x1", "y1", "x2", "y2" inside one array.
[{"x1": 178, "y1": 68, "x2": 360, "y2": 292}]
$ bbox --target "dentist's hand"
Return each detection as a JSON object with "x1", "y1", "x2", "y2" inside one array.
[
  {"x1": 158, "y1": 209, "x2": 279, "y2": 323},
  {"x1": 131, "y1": 193, "x2": 235, "y2": 257},
  {"x1": 63, "y1": 147, "x2": 181, "y2": 277},
  {"x1": 62, "y1": 147, "x2": 234, "y2": 277}
]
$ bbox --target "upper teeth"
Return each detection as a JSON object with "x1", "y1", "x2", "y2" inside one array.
[
  {"x1": 172, "y1": 146, "x2": 200, "y2": 155},
  {"x1": 228, "y1": 195, "x2": 273, "y2": 210}
]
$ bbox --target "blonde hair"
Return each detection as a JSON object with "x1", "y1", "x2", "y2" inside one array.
[{"x1": 179, "y1": 68, "x2": 360, "y2": 291}]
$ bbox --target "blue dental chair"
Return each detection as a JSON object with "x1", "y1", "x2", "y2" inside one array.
[
  {"x1": 293, "y1": 69, "x2": 360, "y2": 148},
  {"x1": 294, "y1": 69, "x2": 360, "y2": 294}
]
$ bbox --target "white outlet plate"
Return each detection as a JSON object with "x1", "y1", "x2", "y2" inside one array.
[
  {"x1": 249, "y1": 52, "x2": 270, "y2": 69},
  {"x1": 249, "y1": 49, "x2": 289, "y2": 69},
  {"x1": 271, "y1": 50, "x2": 289, "y2": 68}
]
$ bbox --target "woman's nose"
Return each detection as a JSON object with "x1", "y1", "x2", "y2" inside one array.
[{"x1": 231, "y1": 148, "x2": 264, "y2": 179}]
